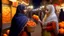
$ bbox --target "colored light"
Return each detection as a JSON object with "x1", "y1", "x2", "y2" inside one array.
[{"x1": 9, "y1": 0, "x2": 17, "y2": 2}]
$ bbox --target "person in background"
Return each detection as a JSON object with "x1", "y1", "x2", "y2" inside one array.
[
  {"x1": 9, "y1": 4, "x2": 31, "y2": 36},
  {"x1": 59, "y1": 9, "x2": 64, "y2": 22},
  {"x1": 42, "y1": 0, "x2": 59, "y2": 36}
]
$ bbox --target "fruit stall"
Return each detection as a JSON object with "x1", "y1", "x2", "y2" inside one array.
[
  {"x1": 1, "y1": 0, "x2": 64, "y2": 36},
  {"x1": 2, "y1": 0, "x2": 30, "y2": 36},
  {"x1": 2, "y1": 0, "x2": 29, "y2": 29}
]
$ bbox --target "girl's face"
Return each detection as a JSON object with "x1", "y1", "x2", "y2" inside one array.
[{"x1": 45, "y1": 9, "x2": 49, "y2": 14}]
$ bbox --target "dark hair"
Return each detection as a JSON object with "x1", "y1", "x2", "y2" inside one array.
[{"x1": 60, "y1": 9, "x2": 63, "y2": 12}]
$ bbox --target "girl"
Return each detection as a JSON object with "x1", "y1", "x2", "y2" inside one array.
[{"x1": 42, "y1": 5, "x2": 59, "y2": 36}]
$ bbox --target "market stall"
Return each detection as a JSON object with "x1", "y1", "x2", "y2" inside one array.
[
  {"x1": 2, "y1": 0, "x2": 30, "y2": 36},
  {"x1": 2, "y1": 0, "x2": 64, "y2": 36}
]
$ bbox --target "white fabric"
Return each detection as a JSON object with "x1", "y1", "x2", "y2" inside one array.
[{"x1": 44, "y1": 5, "x2": 59, "y2": 34}]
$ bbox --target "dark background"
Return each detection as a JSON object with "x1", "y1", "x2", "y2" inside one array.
[
  {"x1": 0, "y1": 0, "x2": 2, "y2": 36},
  {"x1": 32, "y1": 0, "x2": 42, "y2": 9}
]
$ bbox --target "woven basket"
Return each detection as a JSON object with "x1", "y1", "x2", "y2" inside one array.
[{"x1": 27, "y1": 26, "x2": 36, "y2": 32}]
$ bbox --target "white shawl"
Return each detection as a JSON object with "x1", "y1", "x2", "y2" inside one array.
[{"x1": 43, "y1": 4, "x2": 59, "y2": 34}]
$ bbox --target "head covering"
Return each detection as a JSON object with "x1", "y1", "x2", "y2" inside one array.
[
  {"x1": 9, "y1": 4, "x2": 28, "y2": 36},
  {"x1": 44, "y1": 5, "x2": 59, "y2": 34},
  {"x1": 45, "y1": 5, "x2": 57, "y2": 20},
  {"x1": 16, "y1": 4, "x2": 26, "y2": 14}
]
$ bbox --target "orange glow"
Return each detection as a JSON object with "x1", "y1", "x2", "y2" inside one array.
[
  {"x1": 12, "y1": 1, "x2": 18, "y2": 7},
  {"x1": 6, "y1": 29, "x2": 10, "y2": 35},
  {"x1": 11, "y1": 7, "x2": 16, "y2": 18},
  {"x1": 2, "y1": 5, "x2": 11, "y2": 24},
  {"x1": 2, "y1": 5, "x2": 17, "y2": 24},
  {"x1": 2, "y1": 0, "x2": 9, "y2": 4},
  {"x1": 3, "y1": 34, "x2": 8, "y2": 36},
  {"x1": 61, "y1": 3, "x2": 64, "y2": 6}
]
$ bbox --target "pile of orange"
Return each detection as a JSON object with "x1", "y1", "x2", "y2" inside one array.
[
  {"x1": 2, "y1": 5, "x2": 11, "y2": 23},
  {"x1": 59, "y1": 28, "x2": 64, "y2": 34},
  {"x1": 32, "y1": 14, "x2": 39, "y2": 21},
  {"x1": 59, "y1": 21, "x2": 64, "y2": 34},
  {"x1": 27, "y1": 20, "x2": 36, "y2": 27},
  {"x1": 27, "y1": 20, "x2": 36, "y2": 32}
]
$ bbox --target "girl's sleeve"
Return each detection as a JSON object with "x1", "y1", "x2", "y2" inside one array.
[
  {"x1": 42, "y1": 14, "x2": 47, "y2": 23},
  {"x1": 45, "y1": 21, "x2": 56, "y2": 32}
]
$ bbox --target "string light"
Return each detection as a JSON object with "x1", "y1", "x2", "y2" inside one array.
[
  {"x1": 40, "y1": 6, "x2": 45, "y2": 9},
  {"x1": 27, "y1": 6, "x2": 33, "y2": 9},
  {"x1": 9, "y1": 0, "x2": 17, "y2": 2}
]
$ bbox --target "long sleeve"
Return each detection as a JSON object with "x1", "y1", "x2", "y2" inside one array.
[{"x1": 45, "y1": 26, "x2": 53, "y2": 32}]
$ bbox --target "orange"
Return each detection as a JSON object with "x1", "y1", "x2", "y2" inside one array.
[
  {"x1": 3, "y1": 34, "x2": 8, "y2": 36},
  {"x1": 59, "y1": 23, "x2": 64, "y2": 28},
  {"x1": 32, "y1": 14, "x2": 39, "y2": 21},
  {"x1": 59, "y1": 28, "x2": 64, "y2": 34}
]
